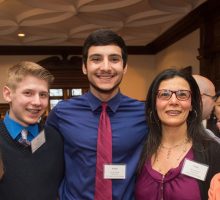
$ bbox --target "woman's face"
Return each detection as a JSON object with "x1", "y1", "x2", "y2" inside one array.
[
  {"x1": 156, "y1": 76, "x2": 192, "y2": 128},
  {"x1": 215, "y1": 96, "x2": 220, "y2": 121}
]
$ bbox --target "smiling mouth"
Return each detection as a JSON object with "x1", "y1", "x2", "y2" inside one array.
[
  {"x1": 27, "y1": 109, "x2": 41, "y2": 115},
  {"x1": 97, "y1": 73, "x2": 114, "y2": 80},
  {"x1": 166, "y1": 110, "x2": 181, "y2": 115}
]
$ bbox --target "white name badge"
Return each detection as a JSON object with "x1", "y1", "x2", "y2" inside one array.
[
  {"x1": 181, "y1": 159, "x2": 209, "y2": 181},
  {"x1": 31, "y1": 130, "x2": 46, "y2": 153},
  {"x1": 104, "y1": 164, "x2": 126, "y2": 179}
]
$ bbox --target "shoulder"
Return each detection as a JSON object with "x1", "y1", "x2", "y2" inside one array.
[
  {"x1": 44, "y1": 125, "x2": 63, "y2": 143},
  {"x1": 54, "y1": 93, "x2": 89, "y2": 110},
  {"x1": 120, "y1": 93, "x2": 145, "y2": 108},
  {"x1": 207, "y1": 139, "x2": 220, "y2": 151},
  {"x1": 193, "y1": 139, "x2": 220, "y2": 161}
]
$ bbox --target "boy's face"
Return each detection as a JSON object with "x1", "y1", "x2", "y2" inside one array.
[{"x1": 3, "y1": 75, "x2": 49, "y2": 126}]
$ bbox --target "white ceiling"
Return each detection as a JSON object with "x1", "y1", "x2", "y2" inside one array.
[{"x1": 0, "y1": 0, "x2": 206, "y2": 46}]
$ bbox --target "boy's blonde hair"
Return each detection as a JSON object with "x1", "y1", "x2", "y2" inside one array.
[{"x1": 6, "y1": 61, "x2": 54, "y2": 90}]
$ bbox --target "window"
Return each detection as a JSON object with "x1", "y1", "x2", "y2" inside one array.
[{"x1": 48, "y1": 88, "x2": 87, "y2": 111}]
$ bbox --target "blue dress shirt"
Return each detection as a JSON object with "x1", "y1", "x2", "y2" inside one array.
[
  {"x1": 46, "y1": 91, "x2": 148, "y2": 200},
  {"x1": 4, "y1": 112, "x2": 39, "y2": 141}
]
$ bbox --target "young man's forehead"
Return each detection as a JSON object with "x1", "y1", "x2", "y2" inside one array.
[{"x1": 88, "y1": 45, "x2": 122, "y2": 55}]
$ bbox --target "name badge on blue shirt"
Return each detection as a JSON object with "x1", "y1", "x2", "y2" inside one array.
[{"x1": 104, "y1": 164, "x2": 126, "y2": 179}]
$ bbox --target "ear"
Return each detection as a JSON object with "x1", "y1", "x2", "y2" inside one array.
[
  {"x1": 123, "y1": 64, "x2": 128, "y2": 74},
  {"x1": 3, "y1": 86, "x2": 13, "y2": 103},
  {"x1": 82, "y1": 64, "x2": 87, "y2": 75}
]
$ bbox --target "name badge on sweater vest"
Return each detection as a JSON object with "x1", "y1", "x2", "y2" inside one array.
[{"x1": 31, "y1": 130, "x2": 46, "y2": 153}]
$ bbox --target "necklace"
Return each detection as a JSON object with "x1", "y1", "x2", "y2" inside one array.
[
  {"x1": 154, "y1": 138, "x2": 190, "y2": 174},
  {"x1": 160, "y1": 138, "x2": 189, "y2": 159}
]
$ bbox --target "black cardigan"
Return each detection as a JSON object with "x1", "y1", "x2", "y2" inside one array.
[{"x1": 194, "y1": 139, "x2": 220, "y2": 200}]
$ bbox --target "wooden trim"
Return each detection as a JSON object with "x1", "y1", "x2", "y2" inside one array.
[
  {"x1": 0, "y1": 45, "x2": 150, "y2": 55},
  {"x1": 0, "y1": 103, "x2": 9, "y2": 119}
]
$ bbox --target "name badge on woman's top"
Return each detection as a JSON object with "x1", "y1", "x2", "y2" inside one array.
[
  {"x1": 104, "y1": 164, "x2": 126, "y2": 179},
  {"x1": 181, "y1": 159, "x2": 209, "y2": 181}
]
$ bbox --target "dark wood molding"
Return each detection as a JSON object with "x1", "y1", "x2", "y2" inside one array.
[
  {"x1": 0, "y1": 45, "x2": 150, "y2": 55},
  {"x1": 0, "y1": 103, "x2": 9, "y2": 119},
  {"x1": 145, "y1": 1, "x2": 209, "y2": 54},
  {"x1": 37, "y1": 56, "x2": 89, "y2": 88}
]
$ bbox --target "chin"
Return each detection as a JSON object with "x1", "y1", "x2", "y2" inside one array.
[{"x1": 26, "y1": 117, "x2": 40, "y2": 125}]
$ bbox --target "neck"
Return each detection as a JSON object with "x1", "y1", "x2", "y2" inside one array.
[
  {"x1": 161, "y1": 124, "x2": 188, "y2": 146},
  {"x1": 90, "y1": 87, "x2": 119, "y2": 102}
]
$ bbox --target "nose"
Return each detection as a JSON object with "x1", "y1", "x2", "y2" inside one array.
[
  {"x1": 100, "y1": 58, "x2": 111, "y2": 71},
  {"x1": 169, "y1": 93, "x2": 178, "y2": 103},
  {"x1": 32, "y1": 94, "x2": 41, "y2": 105}
]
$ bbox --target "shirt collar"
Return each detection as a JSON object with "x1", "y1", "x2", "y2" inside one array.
[
  {"x1": 86, "y1": 91, "x2": 121, "y2": 113},
  {"x1": 3, "y1": 112, "x2": 39, "y2": 139}
]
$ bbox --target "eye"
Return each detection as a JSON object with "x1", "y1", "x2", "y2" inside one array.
[
  {"x1": 177, "y1": 90, "x2": 190, "y2": 100},
  {"x1": 158, "y1": 90, "x2": 171, "y2": 99},
  {"x1": 89, "y1": 55, "x2": 102, "y2": 63},
  {"x1": 109, "y1": 55, "x2": 121, "y2": 63},
  {"x1": 40, "y1": 92, "x2": 49, "y2": 98},
  {"x1": 23, "y1": 90, "x2": 32, "y2": 97}
]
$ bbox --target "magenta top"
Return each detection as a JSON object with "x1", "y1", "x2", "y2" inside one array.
[{"x1": 135, "y1": 148, "x2": 201, "y2": 200}]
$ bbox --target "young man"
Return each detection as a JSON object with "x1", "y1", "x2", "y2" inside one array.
[
  {"x1": 0, "y1": 61, "x2": 64, "y2": 200},
  {"x1": 46, "y1": 29, "x2": 148, "y2": 200}
]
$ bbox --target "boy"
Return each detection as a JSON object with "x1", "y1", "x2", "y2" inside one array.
[{"x1": 0, "y1": 61, "x2": 64, "y2": 200}]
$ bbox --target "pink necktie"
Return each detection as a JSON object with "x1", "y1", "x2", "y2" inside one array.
[{"x1": 94, "y1": 103, "x2": 112, "y2": 200}]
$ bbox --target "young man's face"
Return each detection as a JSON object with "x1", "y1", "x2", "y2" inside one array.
[
  {"x1": 3, "y1": 75, "x2": 49, "y2": 126},
  {"x1": 82, "y1": 45, "x2": 127, "y2": 99}
]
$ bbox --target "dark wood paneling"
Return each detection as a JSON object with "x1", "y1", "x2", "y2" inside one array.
[
  {"x1": 38, "y1": 56, "x2": 89, "y2": 89},
  {"x1": 0, "y1": 45, "x2": 151, "y2": 55},
  {"x1": 199, "y1": 1, "x2": 220, "y2": 91},
  {"x1": 0, "y1": 104, "x2": 9, "y2": 119}
]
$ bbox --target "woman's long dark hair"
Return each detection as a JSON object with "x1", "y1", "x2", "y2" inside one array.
[{"x1": 137, "y1": 68, "x2": 209, "y2": 173}]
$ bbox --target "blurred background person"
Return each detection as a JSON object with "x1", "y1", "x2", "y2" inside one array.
[
  {"x1": 192, "y1": 75, "x2": 216, "y2": 121},
  {"x1": 193, "y1": 75, "x2": 220, "y2": 142},
  {"x1": 214, "y1": 91, "x2": 220, "y2": 132}
]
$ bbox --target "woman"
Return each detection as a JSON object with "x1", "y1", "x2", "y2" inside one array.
[{"x1": 135, "y1": 69, "x2": 220, "y2": 200}]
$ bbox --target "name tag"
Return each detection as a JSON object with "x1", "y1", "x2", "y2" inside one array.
[
  {"x1": 181, "y1": 159, "x2": 209, "y2": 181},
  {"x1": 31, "y1": 130, "x2": 46, "y2": 153},
  {"x1": 104, "y1": 164, "x2": 126, "y2": 179}
]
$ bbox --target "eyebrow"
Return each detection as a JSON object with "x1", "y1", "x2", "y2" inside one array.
[{"x1": 89, "y1": 53, "x2": 122, "y2": 57}]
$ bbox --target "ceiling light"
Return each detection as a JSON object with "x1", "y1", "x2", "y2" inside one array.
[{"x1": 18, "y1": 33, "x2": 26, "y2": 37}]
